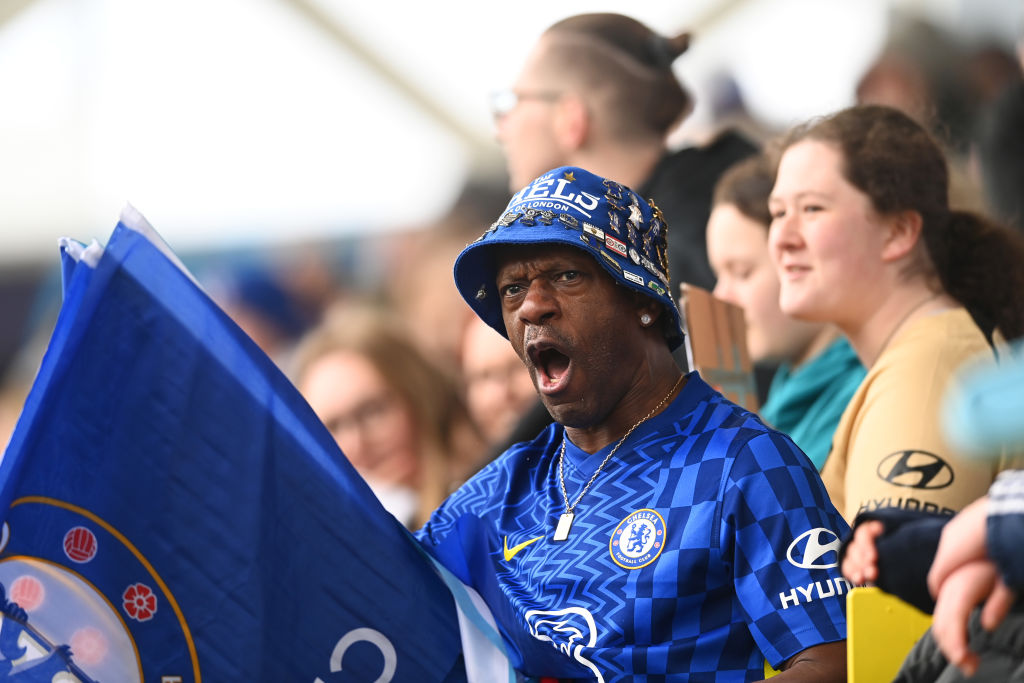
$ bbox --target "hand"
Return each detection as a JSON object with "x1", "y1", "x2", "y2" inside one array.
[
  {"x1": 927, "y1": 497, "x2": 989, "y2": 598},
  {"x1": 5, "y1": 604, "x2": 26, "y2": 623},
  {"x1": 841, "y1": 520, "x2": 884, "y2": 585},
  {"x1": 929, "y1": 560, "x2": 1016, "y2": 677},
  {"x1": 768, "y1": 641, "x2": 846, "y2": 681}
]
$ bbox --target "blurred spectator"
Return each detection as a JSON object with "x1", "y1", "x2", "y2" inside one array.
[
  {"x1": 208, "y1": 264, "x2": 316, "y2": 367},
  {"x1": 701, "y1": 70, "x2": 778, "y2": 148},
  {"x1": 856, "y1": 18, "x2": 974, "y2": 157},
  {"x1": 769, "y1": 104, "x2": 1024, "y2": 522},
  {"x1": 0, "y1": 273, "x2": 62, "y2": 455},
  {"x1": 291, "y1": 303, "x2": 484, "y2": 528},
  {"x1": 460, "y1": 315, "x2": 537, "y2": 450},
  {"x1": 856, "y1": 48, "x2": 934, "y2": 130},
  {"x1": 706, "y1": 153, "x2": 864, "y2": 469},
  {"x1": 491, "y1": 12, "x2": 756, "y2": 293},
  {"x1": 386, "y1": 175, "x2": 510, "y2": 373},
  {"x1": 963, "y1": 44, "x2": 1022, "y2": 108},
  {"x1": 975, "y1": 81, "x2": 1024, "y2": 233},
  {"x1": 0, "y1": 380, "x2": 30, "y2": 454},
  {"x1": 854, "y1": 18, "x2": 1024, "y2": 216}
]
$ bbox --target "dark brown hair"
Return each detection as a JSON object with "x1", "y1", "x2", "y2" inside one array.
[
  {"x1": 783, "y1": 104, "x2": 1024, "y2": 340},
  {"x1": 544, "y1": 13, "x2": 692, "y2": 140},
  {"x1": 712, "y1": 153, "x2": 775, "y2": 228}
]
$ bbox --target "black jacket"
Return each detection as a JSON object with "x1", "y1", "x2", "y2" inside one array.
[{"x1": 640, "y1": 129, "x2": 758, "y2": 292}]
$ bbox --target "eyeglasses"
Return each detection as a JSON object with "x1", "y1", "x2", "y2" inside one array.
[
  {"x1": 489, "y1": 89, "x2": 562, "y2": 119},
  {"x1": 322, "y1": 391, "x2": 402, "y2": 440}
]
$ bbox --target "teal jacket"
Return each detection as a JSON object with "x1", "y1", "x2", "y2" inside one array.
[{"x1": 760, "y1": 337, "x2": 865, "y2": 471}]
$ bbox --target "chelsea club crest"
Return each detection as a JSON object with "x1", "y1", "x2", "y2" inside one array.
[
  {"x1": 609, "y1": 509, "x2": 666, "y2": 570},
  {"x1": 0, "y1": 497, "x2": 198, "y2": 682}
]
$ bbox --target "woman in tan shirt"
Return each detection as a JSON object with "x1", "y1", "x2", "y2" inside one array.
[{"x1": 767, "y1": 105, "x2": 1024, "y2": 522}]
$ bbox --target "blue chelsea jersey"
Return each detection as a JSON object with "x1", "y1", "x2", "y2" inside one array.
[{"x1": 417, "y1": 373, "x2": 849, "y2": 682}]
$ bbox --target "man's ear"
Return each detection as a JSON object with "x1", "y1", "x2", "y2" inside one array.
[
  {"x1": 881, "y1": 209, "x2": 924, "y2": 262},
  {"x1": 632, "y1": 293, "x2": 663, "y2": 327},
  {"x1": 553, "y1": 94, "x2": 589, "y2": 151}
]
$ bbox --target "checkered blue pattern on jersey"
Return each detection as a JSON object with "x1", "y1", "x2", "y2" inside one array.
[{"x1": 417, "y1": 373, "x2": 849, "y2": 682}]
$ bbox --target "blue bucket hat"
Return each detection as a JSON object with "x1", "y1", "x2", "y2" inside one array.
[{"x1": 454, "y1": 166, "x2": 684, "y2": 350}]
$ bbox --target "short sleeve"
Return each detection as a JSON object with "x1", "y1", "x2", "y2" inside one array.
[
  {"x1": 721, "y1": 431, "x2": 849, "y2": 667},
  {"x1": 837, "y1": 316, "x2": 998, "y2": 521}
]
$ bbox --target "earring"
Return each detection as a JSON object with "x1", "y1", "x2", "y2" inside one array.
[{"x1": 640, "y1": 313, "x2": 652, "y2": 326}]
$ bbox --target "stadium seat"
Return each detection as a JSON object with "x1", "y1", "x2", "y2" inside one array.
[{"x1": 847, "y1": 586, "x2": 932, "y2": 682}]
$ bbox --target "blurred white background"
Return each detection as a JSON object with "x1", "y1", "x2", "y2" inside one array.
[{"x1": 0, "y1": 0, "x2": 1019, "y2": 262}]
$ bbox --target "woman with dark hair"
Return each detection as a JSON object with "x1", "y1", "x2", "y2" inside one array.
[
  {"x1": 707, "y1": 153, "x2": 864, "y2": 470},
  {"x1": 768, "y1": 104, "x2": 1024, "y2": 522},
  {"x1": 492, "y1": 12, "x2": 756, "y2": 292}
]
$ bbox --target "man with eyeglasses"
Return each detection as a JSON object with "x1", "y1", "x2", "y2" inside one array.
[{"x1": 489, "y1": 12, "x2": 757, "y2": 293}]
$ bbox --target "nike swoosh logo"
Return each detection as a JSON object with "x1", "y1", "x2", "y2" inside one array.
[{"x1": 503, "y1": 535, "x2": 543, "y2": 562}]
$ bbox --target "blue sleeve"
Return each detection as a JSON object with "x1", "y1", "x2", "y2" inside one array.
[
  {"x1": 415, "y1": 448, "x2": 519, "y2": 548},
  {"x1": 721, "y1": 431, "x2": 849, "y2": 667},
  {"x1": 987, "y1": 470, "x2": 1024, "y2": 590},
  {"x1": 417, "y1": 426, "x2": 558, "y2": 548},
  {"x1": 417, "y1": 466, "x2": 495, "y2": 547}
]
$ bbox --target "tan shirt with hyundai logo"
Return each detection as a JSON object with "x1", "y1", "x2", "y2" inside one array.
[{"x1": 821, "y1": 307, "x2": 1000, "y2": 522}]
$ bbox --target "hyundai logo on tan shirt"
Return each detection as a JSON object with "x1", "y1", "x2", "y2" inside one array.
[{"x1": 876, "y1": 450, "x2": 954, "y2": 489}]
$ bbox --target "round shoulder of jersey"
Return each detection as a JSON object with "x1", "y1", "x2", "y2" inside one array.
[{"x1": 609, "y1": 508, "x2": 666, "y2": 570}]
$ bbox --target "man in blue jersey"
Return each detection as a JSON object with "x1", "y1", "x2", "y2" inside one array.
[{"x1": 416, "y1": 166, "x2": 849, "y2": 681}]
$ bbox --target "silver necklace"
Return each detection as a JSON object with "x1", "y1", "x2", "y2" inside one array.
[
  {"x1": 874, "y1": 293, "x2": 940, "y2": 362},
  {"x1": 553, "y1": 374, "x2": 685, "y2": 542}
]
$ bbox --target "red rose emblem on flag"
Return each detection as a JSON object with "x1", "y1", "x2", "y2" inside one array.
[{"x1": 122, "y1": 582, "x2": 157, "y2": 622}]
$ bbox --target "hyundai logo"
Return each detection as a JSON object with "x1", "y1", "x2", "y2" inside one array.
[
  {"x1": 786, "y1": 528, "x2": 841, "y2": 569},
  {"x1": 876, "y1": 450, "x2": 954, "y2": 489}
]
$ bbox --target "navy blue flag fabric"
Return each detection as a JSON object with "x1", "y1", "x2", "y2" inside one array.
[{"x1": 0, "y1": 208, "x2": 494, "y2": 681}]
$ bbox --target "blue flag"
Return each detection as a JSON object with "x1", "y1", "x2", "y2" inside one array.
[{"x1": 0, "y1": 207, "x2": 492, "y2": 681}]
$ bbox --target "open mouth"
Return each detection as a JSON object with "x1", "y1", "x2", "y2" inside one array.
[{"x1": 527, "y1": 342, "x2": 573, "y2": 395}]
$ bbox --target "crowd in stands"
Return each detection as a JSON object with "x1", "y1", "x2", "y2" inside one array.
[{"x1": 1, "y1": 9, "x2": 1023, "y2": 681}]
